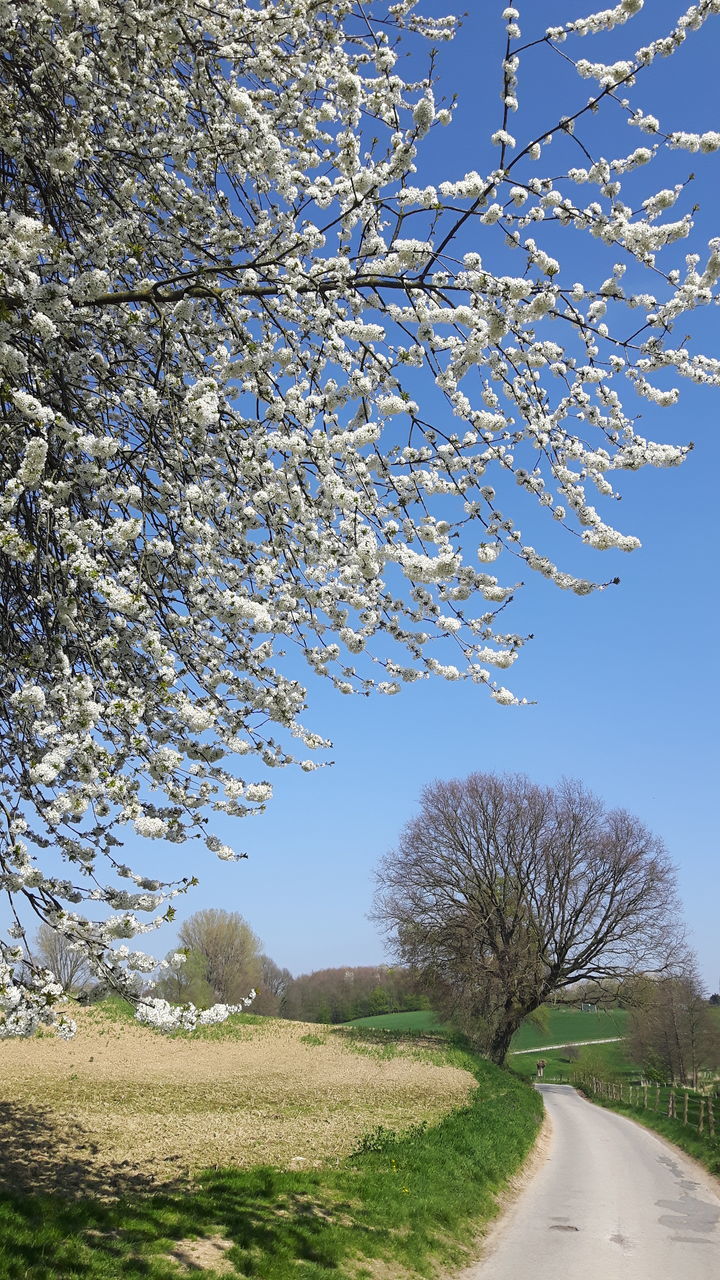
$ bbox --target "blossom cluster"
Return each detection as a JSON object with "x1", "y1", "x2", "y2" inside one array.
[
  {"x1": 1, "y1": 0, "x2": 719, "y2": 1031},
  {"x1": 135, "y1": 991, "x2": 257, "y2": 1033},
  {"x1": 0, "y1": 959, "x2": 76, "y2": 1039}
]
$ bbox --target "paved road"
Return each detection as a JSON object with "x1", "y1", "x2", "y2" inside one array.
[{"x1": 467, "y1": 1084, "x2": 720, "y2": 1280}]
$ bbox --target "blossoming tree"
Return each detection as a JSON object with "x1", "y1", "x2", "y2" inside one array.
[{"x1": 2, "y1": 0, "x2": 719, "y2": 1034}]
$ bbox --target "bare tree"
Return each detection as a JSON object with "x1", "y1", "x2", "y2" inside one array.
[
  {"x1": 629, "y1": 969, "x2": 720, "y2": 1088},
  {"x1": 32, "y1": 922, "x2": 92, "y2": 996},
  {"x1": 178, "y1": 909, "x2": 262, "y2": 1005},
  {"x1": 252, "y1": 954, "x2": 293, "y2": 1016},
  {"x1": 373, "y1": 773, "x2": 683, "y2": 1064}
]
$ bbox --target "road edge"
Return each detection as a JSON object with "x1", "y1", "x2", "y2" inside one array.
[
  {"x1": 575, "y1": 1086, "x2": 720, "y2": 1199},
  {"x1": 449, "y1": 1094, "x2": 553, "y2": 1278}
]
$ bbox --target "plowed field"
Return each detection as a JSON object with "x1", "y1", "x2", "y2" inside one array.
[{"x1": 0, "y1": 1009, "x2": 474, "y2": 1197}]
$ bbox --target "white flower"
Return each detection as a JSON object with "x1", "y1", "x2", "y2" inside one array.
[
  {"x1": 378, "y1": 394, "x2": 412, "y2": 416},
  {"x1": 244, "y1": 782, "x2": 272, "y2": 803},
  {"x1": 413, "y1": 90, "x2": 435, "y2": 136},
  {"x1": 492, "y1": 687, "x2": 516, "y2": 706},
  {"x1": 12, "y1": 392, "x2": 52, "y2": 423},
  {"x1": 134, "y1": 816, "x2": 168, "y2": 838}
]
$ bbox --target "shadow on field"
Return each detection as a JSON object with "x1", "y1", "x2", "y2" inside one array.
[
  {"x1": 0, "y1": 1100, "x2": 189, "y2": 1199},
  {"x1": 0, "y1": 1160, "x2": 362, "y2": 1279}
]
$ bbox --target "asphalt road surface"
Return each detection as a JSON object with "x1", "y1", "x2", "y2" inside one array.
[{"x1": 468, "y1": 1084, "x2": 720, "y2": 1280}]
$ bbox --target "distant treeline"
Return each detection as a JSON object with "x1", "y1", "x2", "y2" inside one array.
[{"x1": 279, "y1": 964, "x2": 427, "y2": 1024}]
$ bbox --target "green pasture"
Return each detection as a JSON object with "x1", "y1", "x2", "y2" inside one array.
[
  {"x1": 346, "y1": 1008, "x2": 444, "y2": 1033},
  {"x1": 347, "y1": 1005, "x2": 630, "y2": 1072},
  {"x1": 510, "y1": 1005, "x2": 629, "y2": 1051},
  {"x1": 511, "y1": 1036, "x2": 634, "y2": 1082}
]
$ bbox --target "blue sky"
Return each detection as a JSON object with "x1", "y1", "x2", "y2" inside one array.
[{"x1": 128, "y1": 1, "x2": 719, "y2": 991}]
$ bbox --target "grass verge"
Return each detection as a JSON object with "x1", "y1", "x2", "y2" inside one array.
[
  {"x1": 576, "y1": 1089, "x2": 720, "y2": 1180},
  {"x1": 0, "y1": 1034, "x2": 542, "y2": 1280}
]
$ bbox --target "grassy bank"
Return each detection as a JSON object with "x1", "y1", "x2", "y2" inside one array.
[{"x1": 0, "y1": 1024, "x2": 542, "y2": 1280}]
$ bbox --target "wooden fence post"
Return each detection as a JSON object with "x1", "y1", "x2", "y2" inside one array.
[
  {"x1": 699, "y1": 1098, "x2": 705, "y2": 1135},
  {"x1": 655, "y1": 1084, "x2": 660, "y2": 1112},
  {"x1": 708, "y1": 1097, "x2": 715, "y2": 1138},
  {"x1": 643, "y1": 1085, "x2": 648, "y2": 1110},
  {"x1": 683, "y1": 1092, "x2": 689, "y2": 1125}
]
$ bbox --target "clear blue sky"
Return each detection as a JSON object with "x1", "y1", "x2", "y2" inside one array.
[
  {"x1": 136, "y1": 1, "x2": 720, "y2": 991},
  {"x1": 41, "y1": 3, "x2": 720, "y2": 991}
]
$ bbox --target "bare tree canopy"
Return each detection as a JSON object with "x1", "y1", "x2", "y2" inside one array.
[
  {"x1": 373, "y1": 772, "x2": 683, "y2": 1063},
  {"x1": 628, "y1": 968, "x2": 720, "y2": 1087},
  {"x1": 251, "y1": 954, "x2": 293, "y2": 1016},
  {"x1": 152, "y1": 947, "x2": 215, "y2": 1010},
  {"x1": 32, "y1": 921, "x2": 91, "y2": 996},
  {"x1": 280, "y1": 963, "x2": 422, "y2": 1024}
]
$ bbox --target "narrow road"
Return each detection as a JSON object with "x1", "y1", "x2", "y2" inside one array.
[{"x1": 466, "y1": 1084, "x2": 720, "y2": 1280}]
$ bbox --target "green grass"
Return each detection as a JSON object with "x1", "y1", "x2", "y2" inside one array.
[
  {"x1": 346, "y1": 1009, "x2": 443, "y2": 1033},
  {"x1": 511, "y1": 1036, "x2": 634, "y2": 1083},
  {"x1": 509, "y1": 1005, "x2": 629, "y2": 1052},
  {"x1": 347, "y1": 1005, "x2": 629, "y2": 1051},
  {"x1": 346, "y1": 1006, "x2": 632, "y2": 1081},
  {"x1": 508, "y1": 1006, "x2": 632, "y2": 1083},
  {"x1": 0, "y1": 1033, "x2": 542, "y2": 1280}
]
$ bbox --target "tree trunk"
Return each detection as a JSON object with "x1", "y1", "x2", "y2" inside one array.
[{"x1": 488, "y1": 1011, "x2": 525, "y2": 1065}]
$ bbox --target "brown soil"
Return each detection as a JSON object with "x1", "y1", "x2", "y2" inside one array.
[
  {"x1": 0, "y1": 1009, "x2": 473, "y2": 1198},
  {"x1": 165, "y1": 1235, "x2": 235, "y2": 1274}
]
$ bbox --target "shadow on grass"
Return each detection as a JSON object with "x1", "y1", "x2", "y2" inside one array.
[
  {"x1": 0, "y1": 1161, "x2": 363, "y2": 1280},
  {"x1": 0, "y1": 1101, "x2": 366, "y2": 1276}
]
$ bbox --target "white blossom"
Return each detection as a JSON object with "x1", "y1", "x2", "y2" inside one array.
[
  {"x1": 491, "y1": 129, "x2": 517, "y2": 149},
  {"x1": 1, "y1": 0, "x2": 718, "y2": 1033}
]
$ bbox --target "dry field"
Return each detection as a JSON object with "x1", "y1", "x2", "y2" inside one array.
[{"x1": 0, "y1": 1009, "x2": 474, "y2": 1197}]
